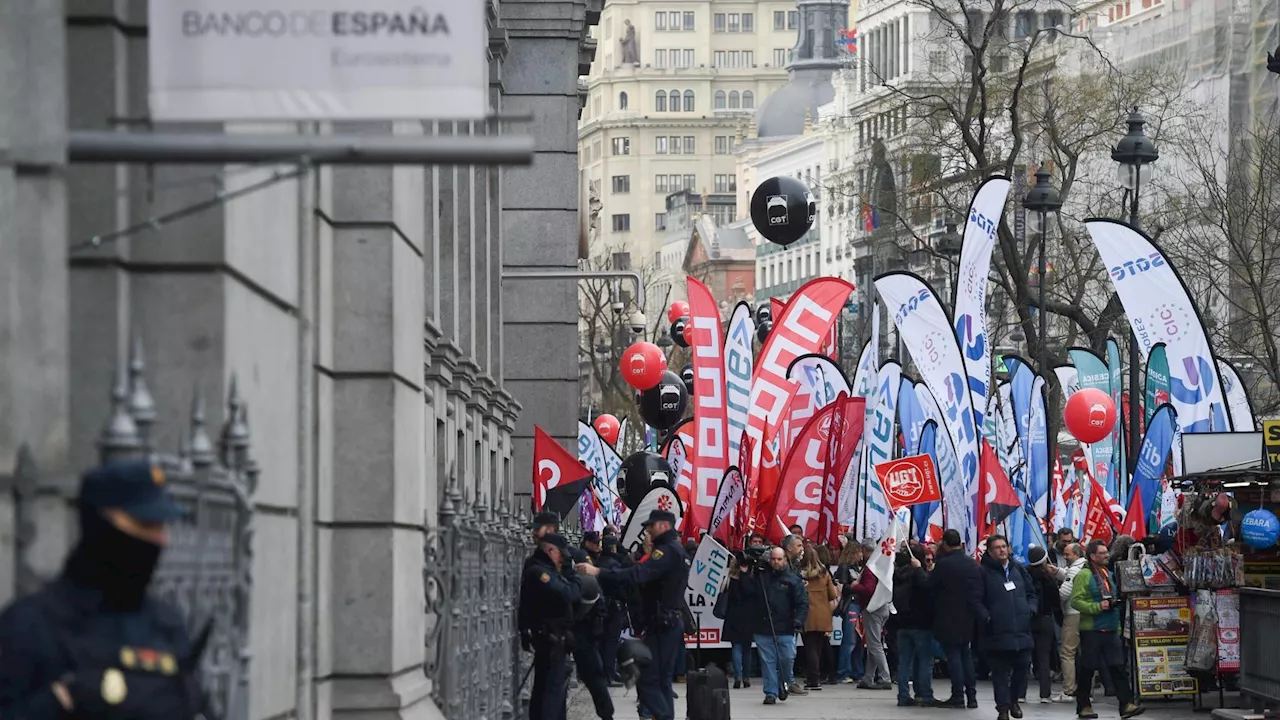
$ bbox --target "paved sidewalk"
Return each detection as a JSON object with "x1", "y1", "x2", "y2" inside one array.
[{"x1": 569, "y1": 680, "x2": 1209, "y2": 720}]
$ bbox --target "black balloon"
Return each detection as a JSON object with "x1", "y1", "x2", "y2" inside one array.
[
  {"x1": 671, "y1": 317, "x2": 690, "y2": 348},
  {"x1": 757, "y1": 319, "x2": 774, "y2": 344},
  {"x1": 749, "y1": 175, "x2": 816, "y2": 246},
  {"x1": 620, "y1": 451, "x2": 674, "y2": 509},
  {"x1": 680, "y1": 364, "x2": 695, "y2": 394},
  {"x1": 639, "y1": 370, "x2": 688, "y2": 431}
]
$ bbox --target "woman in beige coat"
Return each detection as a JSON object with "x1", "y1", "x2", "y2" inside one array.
[{"x1": 800, "y1": 541, "x2": 839, "y2": 689}]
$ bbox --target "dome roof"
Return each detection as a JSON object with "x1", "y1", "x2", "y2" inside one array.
[{"x1": 755, "y1": 68, "x2": 836, "y2": 138}]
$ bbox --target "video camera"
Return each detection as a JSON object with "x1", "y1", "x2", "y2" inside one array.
[{"x1": 738, "y1": 544, "x2": 772, "y2": 571}]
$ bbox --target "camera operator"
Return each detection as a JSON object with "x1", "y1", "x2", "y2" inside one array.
[
  {"x1": 1069, "y1": 540, "x2": 1143, "y2": 720},
  {"x1": 739, "y1": 546, "x2": 809, "y2": 705},
  {"x1": 713, "y1": 552, "x2": 757, "y2": 689}
]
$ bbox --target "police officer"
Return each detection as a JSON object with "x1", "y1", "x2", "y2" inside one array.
[
  {"x1": 567, "y1": 547, "x2": 614, "y2": 720},
  {"x1": 0, "y1": 460, "x2": 210, "y2": 719},
  {"x1": 519, "y1": 533, "x2": 582, "y2": 720},
  {"x1": 529, "y1": 511, "x2": 561, "y2": 542},
  {"x1": 578, "y1": 509, "x2": 689, "y2": 720},
  {"x1": 581, "y1": 531, "x2": 603, "y2": 563},
  {"x1": 597, "y1": 536, "x2": 627, "y2": 685}
]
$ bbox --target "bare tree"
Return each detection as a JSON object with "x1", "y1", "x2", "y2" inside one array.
[
  {"x1": 578, "y1": 253, "x2": 685, "y2": 421},
  {"x1": 821, "y1": 0, "x2": 1200, "y2": 364},
  {"x1": 1156, "y1": 116, "x2": 1280, "y2": 414}
]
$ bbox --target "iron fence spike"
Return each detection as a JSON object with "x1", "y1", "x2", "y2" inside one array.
[
  {"x1": 189, "y1": 390, "x2": 216, "y2": 467},
  {"x1": 99, "y1": 366, "x2": 142, "y2": 462}
]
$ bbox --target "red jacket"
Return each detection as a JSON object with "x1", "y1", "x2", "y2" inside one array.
[{"x1": 851, "y1": 569, "x2": 878, "y2": 606}]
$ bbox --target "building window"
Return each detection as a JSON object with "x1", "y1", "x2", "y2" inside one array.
[
  {"x1": 714, "y1": 50, "x2": 726, "y2": 67},
  {"x1": 654, "y1": 49, "x2": 667, "y2": 67},
  {"x1": 715, "y1": 136, "x2": 729, "y2": 154},
  {"x1": 744, "y1": 51, "x2": 754, "y2": 66},
  {"x1": 655, "y1": 175, "x2": 669, "y2": 193},
  {"x1": 714, "y1": 13, "x2": 726, "y2": 32},
  {"x1": 714, "y1": 174, "x2": 736, "y2": 192},
  {"x1": 1015, "y1": 10, "x2": 1035, "y2": 37},
  {"x1": 655, "y1": 136, "x2": 669, "y2": 154},
  {"x1": 788, "y1": 11, "x2": 798, "y2": 28},
  {"x1": 655, "y1": 213, "x2": 667, "y2": 230},
  {"x1": 742, "y1": 12, "x2": 754, "y2": 31},
  {"x1": 743, "y1": 90, "x2": 755, "y2": 108},
  {"x1": 678, "y1": 49, "x2": 694, "y2": 68},
  {"x1": 729, "y1": 91, "x2": 740, "y2": 109},
  {"x1": 655, "y1": 12, "x2": 666, "y2": 30},
  {"x1": 669, "y1": 173, "x2": 683, "y2": 190},
  {"x1": 684, "y1": 174, "x2": 696, "y2": 190},
  {"x1": 683, "y1": 136, "x2": 695, "y2": 153},
  {"x1": 774, "y1": 48, "x2": 788, "y2": 66},
  {"x1": 683, "y1": 90, "x2": 695, "y2": 111},
  {"x1": 773, "y1": 10, "x2": 786, "y2": 29},
  {"x1": 668, "y1": 89, "x2": 680, "y2": 110},
  {"x1": 1044, "y1": 10, "x2": 1064, "y2": 28},
  {"x1": 669, "y1": 135, "x2": 682, "y2": 154},
  {"x1": 714, "y1": 90, "x2": 727, "y2": 109},
  {"x1": 611, "y1": 137, "x2": 630, "y2": 155},
  {"x1": 655, "y1": 91, "x2": 667, "y2": 112},
  {"x1": 611, "y1": 175, "x2": 631, "y2": 193},
  {"x1": 668, "y1": 11, "x2": 679, "y2": 29},
  {"x1": 728, "y1": 13, "x2": 741, "y2": 32},
  {"x1": 683, "y1": 11, "x2": 694, "y2": 29},
  {"x1": 728, "y1": 50, "x2": 740, "y2": 67},
  {"x1": 619, "y1": 91, "x2": 628, "y2": 110},
  {"x1": 612, "y1": 214, "x2": 631, "y2": 232}
]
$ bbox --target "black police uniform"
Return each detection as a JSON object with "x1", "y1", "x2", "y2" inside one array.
[
  {"x1": 0, "y1": 460, "x2": 210, "y2": 720},
  {"x1": 597, "y1": 537, "x2": 626, "y2": 683},
  {"x1": 519, "y1": 534, "x2": 582, "y2": 720},
  {"x1": 596, "y1": 510, "x2": 689, "y2": 720},
  {"x1": 568, "y1": 548, "x2": 614, "y2": 720}
]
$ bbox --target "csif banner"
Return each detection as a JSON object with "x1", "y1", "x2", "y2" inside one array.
[
  {"x1": 952, "y1": 177, "x2": 1012, "y2": 428},
  {"x1": 724, "y1": 302, "x2": 755, "y2": 462},
  {"x1": 875, "y1": 272, "x2": 980, "y2": 549},
  {"x1": 686, "y1": 278, "x2": 730, "y2": 535},
  {"x1": 1216, "y1": 357, "x2": 1256, "y2": 432},
  {"x1": 1083, "y1": 219, "x2": 1230, "y2": 435},
  {"x1": 745, "y1": 278, "x2": 855, "y2": 472}
]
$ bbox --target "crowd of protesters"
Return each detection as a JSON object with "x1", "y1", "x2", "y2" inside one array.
[{"x1": 701, "y1": 525, "x2": 1146, "y2": 720}]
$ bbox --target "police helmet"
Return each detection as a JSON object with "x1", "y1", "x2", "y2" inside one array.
[{"x1": 616, "y1": 638, "x2": 652, "y2": 689}]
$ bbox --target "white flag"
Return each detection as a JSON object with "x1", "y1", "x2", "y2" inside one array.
[{"x1": 866, "y1": 514, "x2": 907, "y2": 612}]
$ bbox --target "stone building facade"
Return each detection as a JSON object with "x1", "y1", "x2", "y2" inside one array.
[{"x1": 0, "y1": 0, "x2": 596, "y2": 718}]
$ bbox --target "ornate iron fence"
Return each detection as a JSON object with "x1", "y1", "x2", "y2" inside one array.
[
  {"x1": 425, "y1": 475, "x2": 533, "y2": 720},
  {"x1": 7, "y1": 339, "x2": 256, "y2": 720}
]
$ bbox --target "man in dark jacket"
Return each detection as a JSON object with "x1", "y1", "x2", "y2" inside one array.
[
  {"x1": 977, "y1": 534, "x2": 1037, "y2": 720},
  {"x1": 740, "y1": 546, "x2": 809, "y2": 704},
  {"x1": 928, "y1": 529, "x2": 985, "y2": 709},
  {"x1": 893, "y1": 543, "x2": 935, "y2": 707}
]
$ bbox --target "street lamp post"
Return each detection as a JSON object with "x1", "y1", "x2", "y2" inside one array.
[
  {"x1": 1021, "y1": 166, "x2": 1062, "y2": 382},
  {"x1": 1112, "y1": 109, "x2": 1159, "y2": 483},
  {"x1": 937, "y1": 220, "x2": 963, "y2": 303}
]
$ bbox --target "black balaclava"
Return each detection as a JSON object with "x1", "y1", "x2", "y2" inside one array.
[{"x1": 64, "y1": 505, "x2": 163, "y2": 611}]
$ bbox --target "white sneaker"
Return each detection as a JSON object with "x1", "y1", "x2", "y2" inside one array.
[
  {"x1": 1040, "y1": 698, "x2": 1052, "y2": 704},
  {"x1": 1050, "y1": 692, "x2": 1072, "y2": 703}
]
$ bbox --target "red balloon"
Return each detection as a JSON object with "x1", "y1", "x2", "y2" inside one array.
[
  {"x1": 1064, "y1": 388, "x2": 1116, "y2": 444},
  {"x1": 620, "y1": 341, "x2": 667, "y2": 391},
  {"x1": 593, "y1": 414, "x2": 621, "y2": 446},
  {"x1": 668, "y1": 301, "x2": 691, "y2": 324},
  {"x1": 681, "y1": 321, "x2": 695, "y2": 347}
]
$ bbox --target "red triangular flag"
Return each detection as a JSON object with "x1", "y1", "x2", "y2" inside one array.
[
  {"x1": 1119, "y1": 484, "x2": 1147, "y2": 539},
  {"x1": 980, "y1": 439, "x2": 1021, "y2": 526},
  {"x1": 533, "y1": 427, "x2": 594, "y2": 517}
]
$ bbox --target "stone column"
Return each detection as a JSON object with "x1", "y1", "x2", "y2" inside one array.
[
  {"x1": 315, "y1": 122, "x2": 429, "y2": 719},
  {"x1": 500, "y1": 0, "x2": 600, "y2": 498},
  {"x1": 0, "y1": 0, "x2": 70, "y2": 602}
]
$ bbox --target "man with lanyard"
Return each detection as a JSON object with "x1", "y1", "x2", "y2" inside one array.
[
  {"x1": 1069, "y1": 540, "x2": 1144, "y2": 719},
  {"x1": 577, "y1": 509, "x2": 689, "y2": 720},
  {"x1": 519, "y1": 532, "x2": 584, "y2": 720}
]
